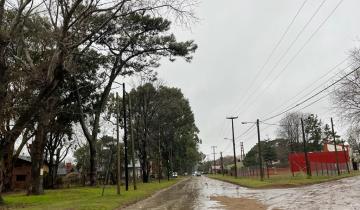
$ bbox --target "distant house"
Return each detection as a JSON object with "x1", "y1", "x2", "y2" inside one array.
[
  {"x1": 127, "y1": 160, "x2": 142, "y2": 179},
  {"x1": 12, "y1": 156, "x2": 49, "y2": 190},
  {"x1": 210, "y1": 165, "x2": 222, "y2": 173},
  {"x1": 57, "y1": 162, "x2": 76, "y2": 177}
]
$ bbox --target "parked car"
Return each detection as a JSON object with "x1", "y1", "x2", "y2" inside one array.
[{"x1": 172, "y1": 172, "x2": 178, "y2": 178}]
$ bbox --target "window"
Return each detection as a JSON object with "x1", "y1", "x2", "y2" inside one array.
[{"x1": 16, "y1": 175, "x2": 26, "y2": 182}]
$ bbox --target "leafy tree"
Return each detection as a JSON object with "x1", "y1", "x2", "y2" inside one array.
[
  {"x1": 44, "y1": 114, "x2": 74, "y2": 189},
  {"x1": 323, "y1": 124, "x2": 332, "y2": 141},
  {"x1": 304, "y1": 114, "x2": 322, "y2": 151},
  {"x1": 75, "y1": 12, "x2": 197, "y2": 186},
  {"x1": 123, "y1": 83, "x2": 201, "y2": 182},
  {"x1": 243, "y1": 141, "x2": 277, "y2": 167},
  {"x1": 0, "y1": 0, "x2": 197, "y2": 201},
  {"x1": 74, "y1": 136, "x2": 123, "y2": 185}
]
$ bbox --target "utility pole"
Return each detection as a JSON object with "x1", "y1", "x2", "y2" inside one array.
[
  {"x1": 301, "y1": 118, "x2": 311, "y2": 177},
  {"x1": 331, "y1": 118, "x2": 341, "y2": 176},
  {"x1": 227, "y1": 116, "x2": 238, "y2": 178},
  {"x1": 116, "y1": 93, "x2": 121, "y2": 195},
  {"x1": 211, "y1": 146, "x2": 217, "y2": 174},
  {"x1": 102, "y1": 144, "x2": 114, "y2": 196},
  {"x1": 256, "y1": 119, "x2": 264, "y2": 181},
  {"x1": 158, "y1": 126, "x2": 162, "y2": 183},
  {"x1": 122, "y1": 83, "x2": 129, "y2": 190},
  {"x1": 240, "y1": 142, "x2": 245, "y2": 162},
  {"x1": 128, "y1": 94, "x2": 137, "y2": 190},
  {"x1": 220, "y1": 152, "x2": 224, "y2": 176}
]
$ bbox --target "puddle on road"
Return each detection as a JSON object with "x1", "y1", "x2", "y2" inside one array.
[
  {"x1": 124, "y1": 176, "x2": 360, "y2": 210},
  {"x1": 210, "y1": 196, "x2": 269, "y2": 210},
  {"x1": 200, "y1": 176, "x2": 360, "y2": 210}
]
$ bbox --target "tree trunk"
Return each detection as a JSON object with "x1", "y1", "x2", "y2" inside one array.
[
  {"x1": 30, "y1": 125, "x2": 46, "y2": 194},
  {"x1": 48, "y1": 152, "x2": 54, "y2": 188},
  {"x1": 30, "y1": 104, "x2": 52, "y2": 195},
  {"x1": 89, "y1": 141, "x2": 97, "y2": 186},
  {"x1": 141, "y1": 138, "x2": 149, "y2": 183},
  {"x1": 2, "y1": 142, "x2": 13, "y2": 192},
  {"x1": 0, "y1": 32, "x2": 9, "y2": 124},
  {"x1": 0, "y1": 147, "x2": 5, "y2": 205},
  {"x1": 141, "y1": 161, "x2": 149, "y2": 183}
]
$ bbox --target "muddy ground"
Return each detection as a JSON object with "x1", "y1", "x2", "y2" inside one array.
[{"x1": 123, "y1": 175, "x2": 360, "y2": 210}]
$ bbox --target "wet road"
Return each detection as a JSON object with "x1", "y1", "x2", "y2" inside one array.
[{"x1": 124, "y1": 175, "x2": 360, "y2": 210}]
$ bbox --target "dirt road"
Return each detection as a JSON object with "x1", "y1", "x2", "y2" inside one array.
[{"x1": 123, "y1": 175, "x2": 360, "y2": 210}]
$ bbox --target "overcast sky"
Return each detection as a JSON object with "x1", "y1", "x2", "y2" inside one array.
[{"x1": 152, "y1": 0, "x2": 360, "y2": 159}]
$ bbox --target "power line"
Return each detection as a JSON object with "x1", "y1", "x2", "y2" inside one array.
[
  {"x1": 255, "y1": 0, "x2": 345, "y2": 104},
  {"x1": 263, "y1": 65, "x2": 360, "y2": 122},
  {"x1": 263, "y1": 57, "x2": 350, "y2": 119},
  {"x1": 228, "y1": 0, "x2": 309, "y2": 116},
  {"x1": 233, "y1": 0, "x2": 328, "y2": 118},
  {"x1": 236, "y1": 0, "x2": 344, "y2": 119},
  {"x1": 235, "y1": 124, "x2": 256, "y2": 140}
]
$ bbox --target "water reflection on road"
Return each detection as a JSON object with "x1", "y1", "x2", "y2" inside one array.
[{"x1": 124, "y1": 175, "x2": 360, "y2": 210}]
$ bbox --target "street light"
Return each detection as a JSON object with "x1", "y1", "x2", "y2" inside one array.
[{"x1": 241, "y1": 121, "x2": 256, "y2": 124}]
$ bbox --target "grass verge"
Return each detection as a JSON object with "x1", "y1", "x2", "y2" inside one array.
[
  {"x1": 1, "y1": 178, "x2": 184, "y2": 210},
  {"x1": 207, "y1": 171, "x2": 360, "y2": 189}
]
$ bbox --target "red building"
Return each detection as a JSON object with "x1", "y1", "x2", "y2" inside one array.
[{"x1": 11, "y1": 156, "x2": 49, "y2": 190}]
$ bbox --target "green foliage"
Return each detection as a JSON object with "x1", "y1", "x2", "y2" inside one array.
[
  {"x1": 278, "y1": 112, "x2": 341, "y2": 153},
  {"x1": 125, "y1": 83, "x2": 201, "y2": 179},
  {"x1": 74, "y1": 135, "x2": 123, "y2": 181},
  {"x1": 208, "y1": 172, "x2": 360, "y2": 189},
  {"x1": 243, "y1": 140, "x2": 277, "y2": 167},
  {"x1": 304, "y1": 114, "x2": 322, "y2": 151},
  {"x1": 3, "y1": 179, "x2": 182, "y2": 210}
]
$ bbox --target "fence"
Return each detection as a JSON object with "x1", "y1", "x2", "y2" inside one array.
[
  {"x1": 289, "y1": 151, "x2": 351, "y2": 175},
  {"x1": 228, "y1": 166, "x2": 289, "y2": 178},
  {"x1": 309, "y1": 162, "x2": 350, "y2": 176}
]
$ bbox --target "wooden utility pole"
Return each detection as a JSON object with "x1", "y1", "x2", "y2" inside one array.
[
  {"x1": 122, "y1": 83, "x2": 129, "y2": 190},
  {"x1": 116, "y1": 93, "x2": 121, "y2": 195},
  {"x1": 220, "y1": 152, "x2": 224, "y2": 176},
  {"x1": 158, "y1": 126, "x2": 162, "y2": 183},
  {"x1": 128, "y1": 94, "x2": 137, "y2": 190},
  {"x1": 331, "y1": 118, "x2": 341, "y2": 176},
  {"x1": 256, "y1": 119, "x2": 264, "y2": 181},
  {"x1": 301, "y1": 118, "x2": 311, "y2": 177},
  {"x1": 227, "y1": 116, "x2": 238, "y2": 178},
  {"x1": 102, "y1": 148, "x2": 113, "y2": 196},
  {"x1": 211, "y1": 146, "x2": 217, "y2": 174}
]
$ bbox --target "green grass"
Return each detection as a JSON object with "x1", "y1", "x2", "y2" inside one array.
[
  {"x1": 1, "y1": 178, "x2": 183, "y2": 210},
  {"x1": 208, "y1": 171, "x2": 360, "y2": 189}
]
